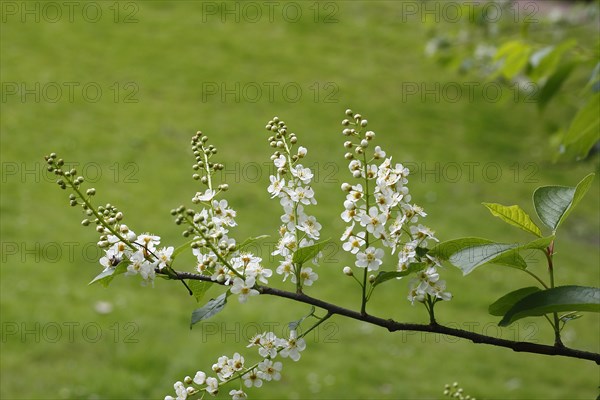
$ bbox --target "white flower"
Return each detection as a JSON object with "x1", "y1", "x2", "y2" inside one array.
[
  {"x1": 230, "y1": 277, "x2": 259, "y2": 303},
  {"x1": 297, "y1": 215, "x2": 321, "y2": 239},
  {"x1": 274, "y1": 154, "x2": 287, "y2": 168},
  {"x1": 229, "y1": 352, "x2": 245, "y2": 371},
  {"x1": 297, "y1": 146, "x2": 307, "y2": 157},
  {"x1": 267, "y1": 175, "x2": 285, "y2": 198},
  {"x1": 360, "y1": 206, "x2": 387, "y2": 237},
  {"x1": 242, "y1": 369, "x2": 263, "y2": 388},
  {"x1": 193, "y1": 371, "x2": 206, "y2": 385},
  {"x1": 135, "y1": 233, "x2": 160, "y2": 252},
  {"x1": 289, "y1": 186, "x2": 315, "y2": 205},
  {"x1": 193, "y1": 188, "x2": 216, "y2": 203},
  {"x1": 258, "y1": 359, "x2": 282, "y2": 381},
  {"x1": 373, "y1": 145, "x2": 386, "y2": 159},
  {"x1": 356, "y1": 246, "x2": 384, "y2": 271},
  {"x1": 258, "y1": 332, "x2": 280, "y2": 358},
  {"x1": 212, "y1": 199, "x2": 237, "y2": 227},
  {"x1": 346, "y1": 184, "x2": 364, "y2": 203},
  {"x1": 174, "y1": 381, "x2": 187, "y2": 400},
  {"x1": 291, "y1": 165, "x2": 314, "y2": 184},
  {"x1": 341, "y1": 200, "x2": 358, "y2": 223},
  {"x1": 279, "y1": 330, "x2": 306, "y2": 361},
  {"x1": 342, "y1": 231, "x2": 366, "y2": 255},
  {"x1": 212, "y1": 356, "x2": 233, "y2": 381},
  {"x1": 276, "y1": 259, "x2": 294, "y2": 281},
  {"x1": 291, "y1": 266, "x2": 318, "y2": 286},
  {"x1": 155, "y1": 246, "x2": 174, "y2": 270},
  {"x1": 229, "y1": 389, "x2": 248, "y2": 400},
  {"x1": 205, "y1": 377, "x2": 218, "y2": 395}
]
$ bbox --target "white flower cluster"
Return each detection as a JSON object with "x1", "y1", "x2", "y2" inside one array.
[
  {"x1": 340, "y1": 110, "x2": 451, "y2": 304},
  {"x1": 184, "y1": 132, "x2": 272, "y2": 303},
  {"x1": 165, "y1": 330, "x2": 305, "y2": 400},
  {"x1": 265, "y1": 117, "x2": 322, "y2": 289},
  {"x1": 96, "y1": 207, "x2": 173, "y2": 286}
]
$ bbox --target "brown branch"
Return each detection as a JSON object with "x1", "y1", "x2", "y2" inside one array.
[{"x1": 171, "y1": 270, "x2": 600, "y2": 364}]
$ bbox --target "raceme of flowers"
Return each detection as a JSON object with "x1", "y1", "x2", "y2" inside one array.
[
  {"x1": 164, "y1": 330, "x2": 306, "y2": 400},
  {"x1": 265, "y1": 117, "x2": 323, "y2": 291},
  {"x1": 44, "y1": 153, "x2": 173, "y2": 287},
  {"x1": 46, "y1": 110, "x2": 452, "y2": 400},
  {"x1": 339, "y1": 109, "x2": 452, "y2": 304}
]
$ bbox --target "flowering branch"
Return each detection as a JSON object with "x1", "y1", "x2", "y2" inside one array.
[
  {"x1": 171, "y1": 270, "x2": 600, "y2": 364},
  {"x1": 46, "y1": 109, "x2": 599, "y2": 399}
]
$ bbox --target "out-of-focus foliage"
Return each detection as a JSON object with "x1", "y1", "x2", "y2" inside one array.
[{"x1": 424, "y1": 0, "x2": 599, "y2": 161}]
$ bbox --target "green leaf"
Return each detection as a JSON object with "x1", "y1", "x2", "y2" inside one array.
[
  {"x1": 187, "y1": 280, "x2": 212, "y2": 303},
  {"x1": 372, "y1": 263, "x2": 427, "y2": 287},
  {"x1": 89, "y1": 260, "x2": 130, "y2": 287},
  {"x1": 190, "y1": 292, "x2": 228, "y2": 329},
  {"x1": 499, "y1": 286, "x2": 600, "y2": 326},
  {"x1": 489, "y1": 287, "x2": 542, "y2": 316},
  {"x1": 538, "y1": 62, "x2": 576, "y2": 110},
  {"x1": 494, "y1": 40, "x2": 532, "y2": 80},
  {"x1": 529, "y1": 39, "x2": 577, "y2": 82},
  {"x1": 482, "y1": 202, "x2": 543, "y2": 237},
  {"x1": 172, "y1": 238, "x2": 195, "y2": 258},
  {"x1": 428, "y1": 237, "x2": 495, "y2": 261},
  {"x1": 559, "y1": 94, "x2": 600, "y2": 160},
  {"x1": 292, "y1": 238, "x2": 330, "y2": 265},
  {"x1": 533, "y1": 173, "x2": 595, "y2": 231},
  {"x1": 288, "y1": 306, "x2": 315, "y2": 331},
  {"x1": 449, "y1": 243, "x2": 525, "y2": 275},
  {"x1": 521, "y1": 235, "x2": 555, "y2": 251}
]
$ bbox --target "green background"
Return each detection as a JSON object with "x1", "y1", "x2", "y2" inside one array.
[{"x1": 1, "y1": 1, "x2": 598, "y2": 399}]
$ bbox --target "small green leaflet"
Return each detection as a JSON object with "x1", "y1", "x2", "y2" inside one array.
[
  {"x1": 292, "y1": 239, "x2": 330, "y2": 265},
  {"x1": 482, "y1": 203, "x2": 543, "y2": 237},
  {"x1": 372, "y1": 263, "x2": 427, "y2": 287},
  {"x1": 288, "y1": 306, "x2": 316, "y2": 331},
  {"x1": 489, "y1": 287, "x2": 542, "y2": 316},
  {"x1": 190, "y1": 292, "x2": 228, "y2": 329},
  {"x1": 187, "y1": 280, "x2": 212, "y2": 303},
  {"x1": 89, "y1": 259, "x2": 130, "y2": 287},
  {"x1": 498, "y1": 285, "x2": 600, "y2": 327},
  {"x1": 533, "y1": 173, "x2": 595, "y2": 231}
]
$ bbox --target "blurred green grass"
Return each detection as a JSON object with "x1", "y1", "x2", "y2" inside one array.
[{"x1": 1, "y1": 1, "x2": 599, "y2": 399}]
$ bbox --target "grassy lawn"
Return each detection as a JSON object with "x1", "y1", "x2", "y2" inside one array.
[{"x1": 1, "y1": 1, "x2": 598, "y2": 399}]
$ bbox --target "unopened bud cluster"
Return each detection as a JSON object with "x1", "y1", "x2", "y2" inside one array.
[{"x1": 191, "y1": 131, "x2": 228, "y2": 192}]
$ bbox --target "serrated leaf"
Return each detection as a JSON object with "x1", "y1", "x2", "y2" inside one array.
[
  {"x1": 373, "y1": 263, "x2": 427, "y2": 287},
  {"x1": 559, "y1": 94, "x2": 600, "y2": 160},
  {"x1": 533, "y1": 173, "x2": 595, "y2": 231},
  {"x1": 188, "y1": 280, "x2": 212, "y2": 303},
  {"x1": 89, "y1": 260, "x2": 130, "y2": 287},
  {"x1": 190, "y1": 293, "x2": 228, "y2": 329},
  {"x1": 499, "y1": 286, "x2": 600, "y2": 326},
  {"x1": 482, "y1": 203, "x2": 543, "y2": 237},
  {"x1": 292, "y1": 238, "x2": 330, "y2": 265},
  {"x1": 449, "y1": 243, "x2": 525, "y2": 275},
  {"x1": 489, "y1": 287, "x2": 542, "y2": 316}
]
